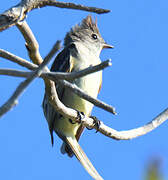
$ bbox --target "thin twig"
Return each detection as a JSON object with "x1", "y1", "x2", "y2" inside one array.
[
  {"x1": 0, "y1": 60, "x2": 111, "y2": 79},
  {"x1": 0, "y1": 51, "x2": 112, "y2": 80},
  {"x1": 0, "y1": 69, "x2": 32, "y2": 77},
  {"x1": 0, "y1": 40, "x2": 61, "y2": 70},
  {"x1": 0, "y1": 60, "x2": 111, "y2": 80},
  {"x1": 48, "y1": 59, "x2": 112, "y2": 80},
  {"x1": 94, "y1": 108, "x2": 168, "y2": 140},
  {"x1": 36, "y1": 1, "x2": 110, "y2": 14},
  {"x1": 0, "y1": 0, "x2": 110, "y2": 32},
  {"x1": 0, "y1": 49, "x2": 37, "y2": 70},
  {"x1": 57, "y1": 79, "x2": 116, "y2": 114},
  {"x1": 0, "y1": 52, "x2": 52, "y2": 118},
  {"x1": 43, "y1": 41, "x2": 61, "y2": 62},
  {"x1": 17, "y1": 21, "x2": 43, "y2": 65}
]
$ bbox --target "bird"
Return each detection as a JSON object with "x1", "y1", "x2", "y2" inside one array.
[{"x1": 42, "y1": 15, "x2": 113, "y2": 180}]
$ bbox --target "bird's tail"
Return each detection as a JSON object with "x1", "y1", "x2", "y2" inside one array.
[{"x1": 64, "y1": 136, "x2": 103, "y2": 180}]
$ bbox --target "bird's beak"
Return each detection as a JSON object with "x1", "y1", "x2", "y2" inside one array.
[{"x1": 103, "y1": 43, "x2": 114, "y2": 49}]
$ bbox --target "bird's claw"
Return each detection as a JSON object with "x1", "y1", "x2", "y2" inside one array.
[
  {"x1": 76, "y1": 111, "x2": 85, "y2": 123},
  {"x1": 69, "y1": 110, "x2": 85, "y2": 124},
  {"x1": 87, "y1": 116, "x2": 101, "y2": 133}
]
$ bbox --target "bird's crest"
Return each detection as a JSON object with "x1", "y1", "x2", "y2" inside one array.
[
  {"x1": 64, "y1": 16, "x2": 100, "y2": 46},
  {"x1": 80, "y1": 15, "x2": 99, "y2": 34}
]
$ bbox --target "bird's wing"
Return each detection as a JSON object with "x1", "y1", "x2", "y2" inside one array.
[
  {"x1": 43, "y1": 43, "x2": 85, "y2": 146},
  {"x1": 43, "y1": 43, "x2": 76, "y2": 145}
]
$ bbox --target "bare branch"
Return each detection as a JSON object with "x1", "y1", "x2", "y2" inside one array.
[
  {"x1": 57, "y1": 80, "x2": 116, "y2": 115},
  {"x1": 0, "y1": 69, "x2": 32, "y2": 77},
  {"x1": 0, "y1": 0, "x2": 110, "y2": 32},
  {"x1": 0, "y1": 60, "x2": 112, "y2": 79},
  {"x1": 0, "y1": 60, "x2": 116, "y2": 115},
  {"x1": 92, "y1": 108, "x2": 168, "y2": 140},
  {"x1": 17, "y1": 21, "x2": 43, "y2": 65},
  {"x1": 0, "y1": 51, "x2": 112, "y2": 80},
  {"x1": 0, "y1": 48, "x2": 37, "y2": 70},
  {"x1": 47, "y1": 59, "x2": 112, "y2": 80},
  {"x1": 35, "y1": 1, "x2": 110, "y2": 14},
  {"x1": 0, "y1": 53, "x2": 52, "y2": 118},
  {"x1": 43, "y1": 41, "x2": 61, "y2": 62},
  {"x1": 52, "y1": 107, "x2": 168, "y2": 140},
  {"x1": 0, "y1": 40, "x2": 61, "y2": 69}
]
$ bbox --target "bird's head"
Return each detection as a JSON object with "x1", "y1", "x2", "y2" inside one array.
[{"x1": 64, "y1": 15, "x2": 113, "y2": 56}]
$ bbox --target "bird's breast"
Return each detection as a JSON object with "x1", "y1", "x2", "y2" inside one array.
[
  {"x1": 55, "y1": 55, "x2": 102, "y2": 136},
  {"x1": 63, "y1": 55, "x2": 102, "y2": 115}
]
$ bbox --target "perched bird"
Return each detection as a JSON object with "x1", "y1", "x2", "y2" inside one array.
[{"x1": 42, "y1": 15, "x2": 113, "y2": 180}]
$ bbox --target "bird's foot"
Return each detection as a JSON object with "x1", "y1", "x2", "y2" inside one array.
[
  {"x1": 69, "y1": 110, "x2": 85, "y2": 124},
  {"x1": 87, "y1": 116, "x2": 101, "y2": 133}
]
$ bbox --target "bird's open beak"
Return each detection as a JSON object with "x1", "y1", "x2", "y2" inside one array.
[{"x1": 103, "y1": 43, "x2": 114, "y2": 49}]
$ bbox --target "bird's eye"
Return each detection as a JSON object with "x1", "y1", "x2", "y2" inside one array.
[{"x1": 92, "y1": 34, "x2": 98, "y2": 40}]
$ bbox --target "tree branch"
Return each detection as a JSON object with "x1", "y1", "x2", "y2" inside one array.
[
  {"x1": 57, "y1": 79, "x2": 116, "y2": 114},
  {"x1": 0, "y1": 59, "x2": 116, "y2": 114},
  {"x1": 0, "y1": 0, "x2": 110, "y2": 32},
  {"x1": 0, "y1": 59, "x2": 111, "y2": 80},
  {"x1": 0, "y1": 52, "x2": 52, "y2": 118},
  {"x1": 48, "y1": 60, "x2": 112, "y2": 80},
  {"x1": 0, "y1": 48, "x2": 37, "y2": 70},
  {"x1": 17, "y1": 21, "x2": 43, "y2": 65},
  {"x1": 86, "y1": 108, "x2": 168, "y2": 140},
  {"x1": 43, "y1": 40, "x2": 61, "y2": 62},
  {"x1": 32, "y1": 0, "x2": 110, "y2": 14},
  {"x1": 0, "y1": 69, "x2": 32, "y2": 77}
]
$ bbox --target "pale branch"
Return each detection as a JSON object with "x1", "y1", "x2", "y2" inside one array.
[
  {"x1": 17, "y1": 21, "x2": 43, "y2": 65},
  {"x1": 43, "y1": 41, "x2": 61, "y2": 62},
  {"x1": 0, "y1": 40, "x2": 61, "y2": 70},
  {"x1": 0, "y1": 69, "x2": 32, "y2": 77},
  {"x1": 57, "y1": 80, "x2": 116, "y2": 115},
  {"x1": 0, "y1": 52, "x2": 53, "y2": 118},
  {"x1": 0, "y1": 0, "x2": 110, "y2": 32},
  {"x1": 0, "y1": 59, "x2": 111, "y2": 80},
  {"x1": 0, "y1": 49, "x2": 37, "y2": 70},
  {"x1": 48, "y1": 59, "x2": 112, "y2": 80},
  {"x1": 31, "y1": 0, "x2": 110, "y2": 14},
  {"x1": 56, "y1": 106, "x2": 168, "y2": 140},
  {"x1": 89, "y1": 108, "x2": 168, "y2": 140},
  {"x1": 0, "y1": 59, "x2": 116, "y2": 114}
]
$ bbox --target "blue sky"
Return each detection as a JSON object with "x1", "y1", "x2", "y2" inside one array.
[{"x1": 0, "y1": 0, "x2": 168, "y2": 180}]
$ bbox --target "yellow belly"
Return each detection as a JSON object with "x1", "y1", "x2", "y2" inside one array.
[{"x1": 55, "y1": 55, "x2": 102, "y2": 136}]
